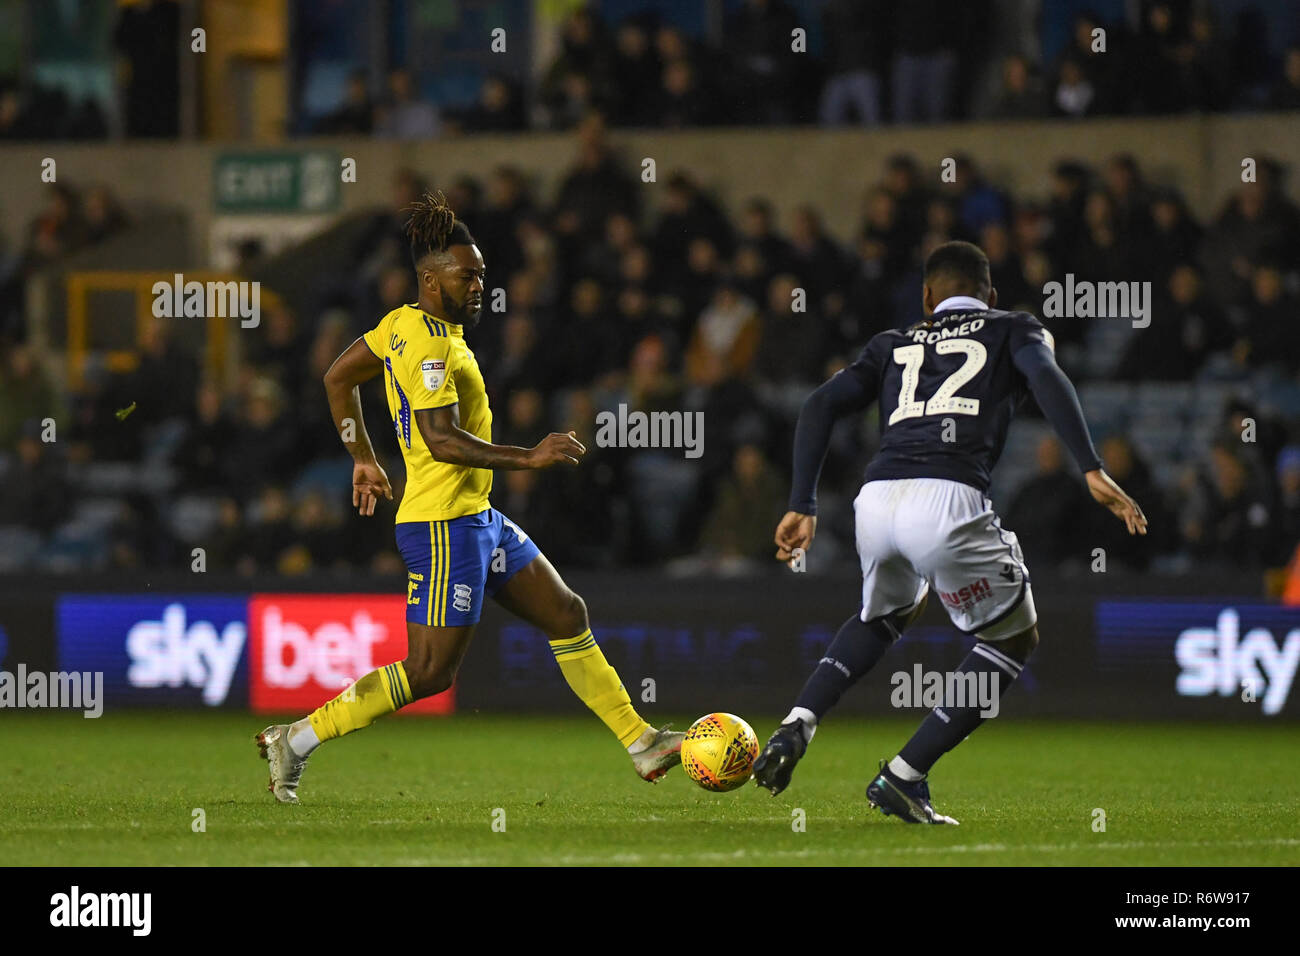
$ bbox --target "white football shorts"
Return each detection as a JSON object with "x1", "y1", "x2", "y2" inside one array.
[{"x1": 853, "y1": 477, "x2": 1036, "y2": 641}]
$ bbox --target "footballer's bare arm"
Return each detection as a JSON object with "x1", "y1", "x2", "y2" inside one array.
[
  {"x1": 323, "y1": 338, "x2": 392, "y2": 515},
  {"x1": 414, "y1": 405, "x2": 586, "y2": 470}
]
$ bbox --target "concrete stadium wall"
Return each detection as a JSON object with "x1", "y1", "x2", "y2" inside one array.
[{"x1": 3, "y1": 113, "x2": 1299, "y2": 262}]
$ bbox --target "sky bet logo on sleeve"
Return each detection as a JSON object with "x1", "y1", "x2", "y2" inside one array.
[{"x1": 57, "y1": 596, "x2": 249, "y2": 707}]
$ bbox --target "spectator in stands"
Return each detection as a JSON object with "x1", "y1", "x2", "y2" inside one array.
[
  {"x1": 1116, "y1": 264, "x2": 1229, "y2": 381},
  {"x1": 317, "y1": 70, "x2": 373, "y2": 134},
  {"x1": 1272, "y1": 446, "x2": 1300, "y2": 565},
  {"x1": 891, "y1": 0, "x2": 959, "y2": 123},
  {"x1": 656, "y1": 57, "x2": 712, "y2": 128},
  {"x1": 547, "y1": 278, "x2": 623, "y2": 389},
  {"x1": 819, "y1": 0, "x2": 887, "y2": 126},
  {"x1": 130, "y1": 316, "x2": 198, "y2": 420},
  {"x1": 227, "y1": 379, "x2": 299, "y2": 504},
  {"x1": 0, "y1": 83, "x2": 29, "y2": 140},
  {"x1": 114, "y1": 0, "x2": 180, "y2": 137},
  {"x1": 1270, "y1": 46, "x2": 1300, "y2": 110},
  {"x1": 944, "y1": 155, "x2": 1009, "y2": 238},
  {"x1": 462, "y1": 74, "x2": 525, "y2": 132},
  {"x1": 83, "y1": 184, "x2": 129, "y2": 244},
  {"x1": 1004, "y1": 436, "x2": 1087, "y2": 567},
  {"x1": 696, "y1": 443, "x2": 786, "y2": 572},
  {"x1": 1129, "y1": 1, "x2": 1193, "y2": 115},
  {"x1": 988, "y1": 54, "x2": 1047, "y2": 119},
  {"x1": 1087, "y1": 434, "x2": 1164, "y2": 570},
  {"x1": 1184, "y1": 442, "x2": 1274, "y2": 567},
  {"x1": 1052, "y1": 58, "x2": 1096, "y2": 117},
  {"x1": 540, "y1": 7, "x2": 612, "y2": 129},
  {"x1": 753, "y1": 273, "x2": 826, "y2": 387},
  {"x1": 609, "y1": 16, "x2": 660, "y2": 127},
  {"x1": 653, "y1": 171, "x2": 734, "y2": 290},
  {"x1": 0, "y1": 420, "x2": 70, "y2": 533},
  {"x1": 685, "y1": 282, "x2": 760, "y2": 383},
  {"x1": 374, "y1": 68, "x2": 441, "y2": 139},
  {"x1": 1148, "y1": 188, "x2": 1202, "y2": 283},
  {"x1": 1058, "y1": 12, "x2": 1120, "y2": 114},
  {"x1": 173, "y1": 380, "x2": 236, "y2": 492},
  {"x1": 1201, "y1": 163, "x2": 1300, "y2": 304},
  {"x1": 727, "y1": 0, "x2": 802, "y2": 124},
  {"x1": 0, "y1": 345, "x2": 62, "y2": 450},
  {"x1": 24, "y1": 184, "x2": 86, "y2": 270},
  {"x1": 1234, "y1": 263, "x2": 1300, "y2": 376},
  {"x1": 787, "y1": 205, "x2": 850, "y2": 308},
  {"x1": 552, "y1": 113, "x2": 638, "y2": 242}
]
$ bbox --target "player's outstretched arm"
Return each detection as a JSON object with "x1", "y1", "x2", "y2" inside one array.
[
  {"x1": 414, "y1": 405, "x2": 586, "y2": 470},
  {"x1": 780, "y1": 355, "x2": 879, "y2": 562},
  {"x1": 1085, "y1": 469, "x2": 1148, "y2": 536},
  {"x1": 324, "y1": 337, "x2": 392, "y2": 516},
  {"x1": 1012, "y1": 341, "x2": 1148, "y2": 536}
]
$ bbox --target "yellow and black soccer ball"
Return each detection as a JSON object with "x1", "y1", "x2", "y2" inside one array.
[{"x1": 680, "y1": 712, "x2": 759, "y2": 792}]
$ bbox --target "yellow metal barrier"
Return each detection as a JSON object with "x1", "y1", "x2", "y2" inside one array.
[{"x1": 64, "y1": 271, "x2": 281, "y2": 390}]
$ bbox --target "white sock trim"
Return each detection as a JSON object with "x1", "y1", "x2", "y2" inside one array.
[
  {"x1": 783, "y1": 707, "x2": 818, "y2": 744},
  {"x1": 889, "y1": 755, "x2": 924, "y2": 781},
  {"x1": 287, "y1": 718, "x2": 320, "y2": 758}
]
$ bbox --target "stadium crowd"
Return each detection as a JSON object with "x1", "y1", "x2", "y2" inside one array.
[
  {"x1": 3, "y1": 1, "x2": 1300, "y2": 140},
  {"x1": 3, "y1": 105, "x2": 1299, "y2": 579}
]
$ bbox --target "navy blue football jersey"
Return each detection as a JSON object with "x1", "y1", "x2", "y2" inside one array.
[{"x1": 850, "y1": 305, "x2": 1055, "y2": 492}]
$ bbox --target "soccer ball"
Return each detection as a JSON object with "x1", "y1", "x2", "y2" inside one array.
[{"x1": 680, "y1": 713, "x2": 759, "y2": 792}]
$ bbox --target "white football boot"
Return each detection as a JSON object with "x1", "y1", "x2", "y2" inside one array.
[
  {"x1": 256, "y1": 724, "x2": 308, "y2": 804},
  {"x1": 631, "y1": 724, "x2": 684, "y2": 783}
]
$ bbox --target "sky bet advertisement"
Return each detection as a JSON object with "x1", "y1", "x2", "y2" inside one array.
[
  {"x1": 43, "y1": 591, "x2": 1300, "y2": 718},
  {"x1": 55, "y1": 594, "x2": 453, "y2": 714}
]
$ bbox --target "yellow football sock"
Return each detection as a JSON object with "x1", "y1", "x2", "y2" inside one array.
[
  {"x1": 308, "y1": 662, "x2": 412, "y2": 742},
  {"x1": 549, "y1": 630, "x2": 652, "y2": 747}
]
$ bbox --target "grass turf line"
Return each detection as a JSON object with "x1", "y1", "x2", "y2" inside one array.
[{"x1": 2, "y1": 712, "x2": 1297, "y2": 866}]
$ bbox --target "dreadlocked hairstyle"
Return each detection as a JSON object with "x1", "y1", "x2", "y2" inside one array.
[{"x1": 404, "y1": 190, "x2": 477, "y2": 268}]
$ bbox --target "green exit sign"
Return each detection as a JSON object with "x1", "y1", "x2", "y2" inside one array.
[{"x1": 213, "y1": 151, "x2": 340, "y2": 213}]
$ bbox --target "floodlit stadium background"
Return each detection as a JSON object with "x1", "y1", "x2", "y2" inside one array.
[{"x1": 1, "y1": 0, "x2": 1299, "y2": 722}]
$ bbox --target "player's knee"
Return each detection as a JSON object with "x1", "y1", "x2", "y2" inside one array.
[
  {"x1": 990, "y1": 624, "x2": 1039, "y2": 663},
  {"x1": 401, "y1": 642, "x2": 459, "y2": 699},
  {"x1": 403, "y1": 656, "x2": 457, "y2": 700},
  {"x1": 559, "y1": 589, "x2": 589, "y2": 637}
]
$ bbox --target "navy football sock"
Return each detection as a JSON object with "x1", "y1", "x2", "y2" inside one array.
[
  {"x1": 897, "y1": 639, "x2": 1029, "y2": 775},
  {"x1": 794, "y1": 613, "x2": 897, "y2": 722}
]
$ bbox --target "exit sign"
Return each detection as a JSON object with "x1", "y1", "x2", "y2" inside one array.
[{"x1": 213, "y1": 151, "x2": 339, "y2": 213}]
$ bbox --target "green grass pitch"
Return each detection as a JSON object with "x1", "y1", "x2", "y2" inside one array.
[{"x1": 3, "y1": 712, "x2": 1298, "y2": 866}]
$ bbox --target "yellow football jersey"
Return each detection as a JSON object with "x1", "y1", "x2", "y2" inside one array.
[{"x1": 362, "y1": 304, "x2": 493, "y2": 522}]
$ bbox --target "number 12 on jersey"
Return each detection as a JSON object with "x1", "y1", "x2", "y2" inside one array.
[{"x1": 887, "y1": 339, "x2": 987, "y2": 425}]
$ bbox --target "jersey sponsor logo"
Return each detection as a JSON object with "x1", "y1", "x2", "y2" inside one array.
[
  {"x1": 422, "y1": 359, "x2": 447, "y2": 391},
  {"x1": 388, "y1": 332, "x2": 405, "y2": 356},
  {"x1": 936, "y1": 578, "x2": 994, "y2": 613}
]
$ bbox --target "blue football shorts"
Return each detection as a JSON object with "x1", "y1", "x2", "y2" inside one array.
[{"x1": 395, "y1": 508, "x2": 541, "y2": 627}]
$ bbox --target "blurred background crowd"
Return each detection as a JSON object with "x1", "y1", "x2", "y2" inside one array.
[
  {"x1": 1, "y1": 0, "x2": 1299, "y2": 582},
  {"x1": 0, "y1": 0, "x2": 1299, "y2": 140}
]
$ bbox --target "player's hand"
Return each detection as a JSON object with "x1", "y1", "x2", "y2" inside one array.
[
  {"x1": 774, "y1": 511, "x2": 816, "y2": 563},
  {"x1": 528, "y1": 431, "x2": 586, "y2": 468},
  {"x1": 352, "y1": 460, "x2": 392, "y2": 516},
  {"x1": 1085, "y1": 469, "x2": 1147, "y2": 536}
]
